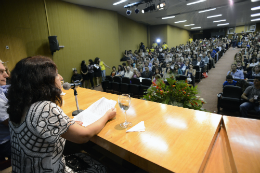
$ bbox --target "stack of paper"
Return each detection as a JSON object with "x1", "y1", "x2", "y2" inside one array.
[
  {"x1": 126, "y1": 121, "x2": 145, "y2": 132},
  {"x1": 73, "y1": 97, "x2": 116, "y2": 127}
]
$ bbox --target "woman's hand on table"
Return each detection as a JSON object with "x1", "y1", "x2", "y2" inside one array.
[{"x1": 106, "y1": 108, "x2": 117, "y2": 120}]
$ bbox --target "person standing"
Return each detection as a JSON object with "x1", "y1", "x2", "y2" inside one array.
[
  {"x1": 88, "y1": 59, "x2": 95, "y2": 89},
  {"x1": 0, "y1": 60, "x2": 11, "y2": 161},
  {"x1": 99, "y1": 59, "x2": 110, "y2": 82},
  {"x1": 81, "y1": 60, "x2": 89, "y2": 88},
  {"x1": 94, "y1": 57, "x2": 102, "y2": 87}
]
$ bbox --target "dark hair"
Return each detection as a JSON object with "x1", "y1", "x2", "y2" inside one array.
[
  {"x1": 81, "y1": 60, "x2": 85, "y2": 68},
  {"x1": 118, "y1": 65, "x2": 123, "y2": 71},
  {"x1": 122, "y1": 63, "x2": 126, "y2": 66},
  {"x1": 94, "y1": 57, "x2": 100, "y2": 65},
  {"x1": 250, "y1": 57, "x2": 257, "y2": 63},
  {"x1": 89, "y1": 59, "x2": 94, "y2": 65},
  {"x1": 255, "y1": 76, "x2": 260, "y2": 81},
  {"x1": 226, "y1": 75, "x2": 233, "y2": 80},
  {"x1": 112, "y1": 66, "x2": 116, "y2": 70},
  {"x1": 7, "y1": 56, "x2": 62, "y2": 124}
]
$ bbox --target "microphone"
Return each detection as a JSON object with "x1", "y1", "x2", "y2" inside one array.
[
  {"x1": 63, "y1": 82, "x2": 83, "y2": 116},
  {"x1": 63, "y1": 82, "x2": 81, "y2": 90}
]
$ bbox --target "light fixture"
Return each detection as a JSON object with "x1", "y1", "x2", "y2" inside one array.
[
  {"x1": 113, "y1": 0, "x2": 127, "y2": 5},
  {"x1": 251, "y1": 6, "x2": 260, "y2": 11},
  {"x1": 251, "y1": 0, "x2": 260, "y2": 2},
  {"x1": 229, "y1": 0, "x2": 233, "y2": 5},
  {"x1": 135, "y1": 8, "x2": 140, "y2": 14},
  {"x1": 184, "y1": 24, "x2": 195, "y2": 26},
  {"x1": 191, "y1": 27, "x2": 201, "y2": 29},
  {"x1": 157, "y1": 39, "x2": 161, "y2": 43},
  {"x1": 187, "y1": 0, "x2": 206, "y2": 6},
  {"x1": 142, "y1": 9, "x2": 144, "y2": 13},
  {"x1": 174, "y1": 20, "x2": 187, "y2": 23},
  {"x1": 126, "y1": 9, "x2": 132, "y2": 16},
  {"x1": 207, "y1": 14, "x2": 222, "y2": 18},
  {"x1": 213, "y1": 19, "x2": 226, "y2": 23},
  {"x1": 157, "y1": 1, "x2": 166, "y2": 10},
  {"x1": 162, "y1": 16, "x2": 175, "y2": 19},
  {"x1": 217, "y1": 23, "x2": 229, "y2": 26},
  {"x1": 251, "y1": 13, "x2": 260, "y2": 17},
  {"x1": 198, "y1": 8, "x2": 216, "y2": 13},
  {"x1": 251, "y1": 18, "x2": 260, "y2": 21}
]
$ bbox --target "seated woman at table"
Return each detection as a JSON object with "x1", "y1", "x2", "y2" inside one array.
[{"x1": 7, "y1": 56, "x2": 116, "y2": 173}]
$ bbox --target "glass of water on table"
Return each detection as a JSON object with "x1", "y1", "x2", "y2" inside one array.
[{"x1": 118, "y1": 94, "x2": 132, "y2": 128}]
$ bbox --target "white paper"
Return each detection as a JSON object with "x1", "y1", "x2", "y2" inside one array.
[
  {"x1": 126, "y1": 121, "x2": 145, "y2": 132},
  {"x1": 73, "y1": 97, "x2": 116, "y2": 127}
]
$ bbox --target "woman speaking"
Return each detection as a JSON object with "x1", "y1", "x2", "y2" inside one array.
[{"x1": 7, "y1": 56, "x2": 116, "y2": 172}]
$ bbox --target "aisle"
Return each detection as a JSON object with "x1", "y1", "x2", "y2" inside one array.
[{"x1": 196, "y1": 48, "x2": 239, "y2": 114}]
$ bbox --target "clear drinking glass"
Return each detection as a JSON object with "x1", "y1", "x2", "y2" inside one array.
[{"x1": 118, "y1": 94, "x2": 131, "y2": 128}]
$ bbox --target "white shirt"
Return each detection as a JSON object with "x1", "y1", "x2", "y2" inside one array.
[
  {"x1": 0, "y1": 85, "x2": 10, "y2": 145},
  {"x1": 124, "y1": 71, "x2": 133, "y2": 78}
]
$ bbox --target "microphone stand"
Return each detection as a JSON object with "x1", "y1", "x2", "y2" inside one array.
[{"x1": 71, "y1": 84, "x2": 83, "y2": 116}]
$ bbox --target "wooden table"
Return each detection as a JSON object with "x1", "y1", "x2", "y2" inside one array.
[
  {"x1": 223, "y1": 116, "x2": 260, "y2": 173},
  {"x1": 61, "y1": 87, "x2": 222, "y2": 173}
]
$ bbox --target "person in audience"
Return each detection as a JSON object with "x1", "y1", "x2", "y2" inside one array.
[
  {"x1": 207, "y1": 51, "x2": 215, "y2": 68},
  {"x1": 153, "y1": 74, "x2": 161, "y2": 83},
  {"x1": 81, "y1": 60, "x2": 88, "y2": 88},
  {"x1": 71, "y1": 69, "x2": 83, "y2": 84},
  {"x1": 142, "y1": 62, "x2": 152, "y2": 72},
  {"x1": 162, "y1": 42, "x2": 168, "y2": 50},
  {"x1": 201, "y1": 53, "x2": 209, "y2": 70},
  {"x1": 132, "y1": 68, "x2": 140, "y2": 78},
  {"x1": 7, "y1": 56, "x2": 117, "y2": 172},
  {"x1": 88, "y1": 59, "x2": 95, "y2": 89},
  {"x1": 122, "y1": 63, "x2": 127, "y2": 72},
  {"x1": 99, "y1": 58, "x2": 110, "y2": 82},
  {"x1": 142, "y1": 67, "x2": 153, "y2": 79},
  {"x1": 227, "y1": 64, "x2": 244, "y2": 79},
  {"x1": 223, "y1": 75, "x2": 237, "y2": 87},
  {"x1": 152, "y1": 41, "x2": 158, "y2": 48},
  {"x1": 152, "y1": 68, "x2": 161, "y2": 82},
  {"x1": 152, "y1": 62, "x2": 161, "y2": 74},
  {"x1": 124, "y1": 66, "x2": 133, "y2": 79},
  {"x1": 173, "y1": 64, "x2": 182, "y2": 75},
  {"x1": 185, "y1": 64, "x2": 196, "y2": 82},
  {"x1": 0, "y1": 60, "x2": 11, "y2": 161},
  {"x1": 111, "y1": 66, "x2": 116, "y2": 77},
  {"x1": 247, "y1": 57, "x2": 259, "y2": 67},
  {"x1": 180, "y1": 61, "x2": 189, "y2": 74},
  {"x1": 247, "y1": 65, "x2": 260, "y2": 79},
  {"x1": 94, "y1": 57, "x2": 102, "y2": 87},
  {"x1": 116, "y1": 65, "x2": 125, "y2": 77},
  {"x1": 240, "y1": 77, "x2": 260, "y2": 117},
  {"x1": 163, "y1": 68, "x2": 174, "y2": 80}
]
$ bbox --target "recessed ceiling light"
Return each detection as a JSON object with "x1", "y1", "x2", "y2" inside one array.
[
  {"x1": 191, "y1": 27, "x2": 201, "y2": 29},
  {"x1": 217, "y1": 23, "x2": 229, "y2": 26},
  {"x1": 187, "y1": 0, "x2": 206, "y2": 5},
  {"x1": 207, "y1": 14, "x2": 222, "y2": 18},
  {"x1": 213, "y1": 19, "x2": 226, "y2": 23},
  {"x1": 113, "y1": 0, "x2": 127, "y2": 5},
  {"x1": 251, "y1": 13, "x2": 260, "y2": 17},
  {"x1": 184, "y1": 24, "x2": 195, "y2": 26},
  {"x1": 198, "y1": 8, "x2": 216, "y2": 13},
  {"x1": 162, "y1": 16, "x2": 175, "y2": 19},
  {"x1": 251, "y1": 0, "x2": 260, "y2": 2},
  {"x1": 251, "y1": 6, "x2": 260, "y2": 11},
  {"x1": 251, "y1": 18, "x2": 260, "y2": 21},
  {"x1": 175, "y1": 20, "x2": 187, "y2": 23}
]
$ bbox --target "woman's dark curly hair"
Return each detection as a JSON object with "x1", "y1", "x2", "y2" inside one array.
[
  {"x1": 94, "y1": 57, "x2": 100, "y2": 65},
  {"x1": 7, "y1": 56, "x2": 62, "y2": 124}
]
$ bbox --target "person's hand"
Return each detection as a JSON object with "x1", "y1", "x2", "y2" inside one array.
[
  {"x1": 106, "y1": 108, "x2": 116, "y2": 120},
  {"x1": 249, "y1": 98, "x2": 254, "y2": 103},
  {"x1": 75, "y1": 121, "x2": 83, "y2": 126}
]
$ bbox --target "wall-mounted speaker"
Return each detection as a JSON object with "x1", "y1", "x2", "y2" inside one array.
[{"x1": 48, "y1": 36, "x2": 60, "y2": 53}]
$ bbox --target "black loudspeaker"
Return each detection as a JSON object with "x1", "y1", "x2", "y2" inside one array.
[{"x1": 48, "y1": 36, "x2": 60, "y2": 53}]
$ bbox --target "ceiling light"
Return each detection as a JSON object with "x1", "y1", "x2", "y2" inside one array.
[
  {"x1": 251, "y1": 0, "x2": 260, "y2": 2},
  {"x1": 113, "y1": 0, "x2": 127, "y2": 5},
  {"x1": 175, "y1": 20, "x2": 187, "y2": 23},
  {"x1": 187, "y1": 0, "x2": 206, "y2": 5},
  {"x1": 157, "y1": 39, "x2": 161, "y2": 43},
  {"x1": 251, "y1": 6, "x2": 260, "y2": 11},
  {"x1": 217, "y1": 23, "x2": 229, "y2": 26},
  {"x1": 184, "y1": 24, "x2": 195, "y2": 26},
  {"x1": 251, "y1": 13, "x2": 260, "y2": 17},
  {"x1": 251, "y1": 18, "x2": 260, "y2": 21},
  {"x1": 213, "y1": 19, "x2": 226, "y2": 23},
  {"x1": 207, "y1": 14, "x2": 222, "y2": 18},
  {"x1": 199, "y1": 8, "x2": 216, "y2": 13},
  {"x1": 157, "y1": 2, "x2": 166, "y2": 10},
  {"x1": 126, "y1": 9, "x2": 132, "y2": 16},
  {"x1": 191, "y1": 27, "x2": 201, "y2": 29},
  {"x1": 162, "y1": 16, "x2": 175, "y2": 19}
]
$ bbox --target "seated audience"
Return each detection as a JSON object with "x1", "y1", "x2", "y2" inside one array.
[
  {"x1": 227, "y1": 64, "x2": 244, "y2": 79},
  {"x1": 132, "y1": 68, "x2": 140, "y2": 78},
  {"x1": 240, "y1": 77, "x2": 260, "y2": 117},
  {"x1": 141, "y1": 67, "x2": 153, "y2": 79},
  {"x1": 173, "y1": 64, "x2": 182, "y2": 75},
  {"x1": 163, "y1": 68, "x2": 174, "y2": 80},
  {"x1": 111, "y1": 66, "x2": 116, "y2": 77},
  {"x1": 0, "y1": 60, "x2": 11, "y2": 161},
  {"x1": 116, "y1": 65, "x2": 125, "y2": 77},
  {"x1": 71, "y1": 69, "x2": 83, "y2": 84},
  {"x1": 223, "y1": 75, "x2": 237, "y2": 87},
  {"x1": 124, "y1": 66, "x2": 133, "y2": 79},
  {"x1": 247, "y1": 65, "x2": 260, "y2": 79},
  {"x1": 185, "y1": 64, "x2": 196, "y2": 83}
]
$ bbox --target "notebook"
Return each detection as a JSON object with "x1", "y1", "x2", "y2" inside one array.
[{"x1": 73, "y1": 97, "x2": 117, "y2": 127}]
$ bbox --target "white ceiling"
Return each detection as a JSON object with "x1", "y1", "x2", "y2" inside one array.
[{"x1": 63, "y1": 0, "x2": 260, "y2": 31}]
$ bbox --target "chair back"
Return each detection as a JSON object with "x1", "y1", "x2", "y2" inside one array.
[
  {"x1": 246, "y1": 66, "x2": 253, "y2": 72},
  {"x1": 113, "y1": 76, "x2": 122, "y2": 83},
  {"x1": 176, "y1": 75, "x2": 187, "y2": 81},
  {"x1": 223, "y1": 86, "x2": 242, "y2": 99},
  {"x1": 142, "y1": 78, "x2": 152, "y2": 86},
  {"x1": 106, "y1": 76, "x2": 113, "y2": 81},
  {"x1": 122, "y1": 77, "x2": 130, "y2": 84},
  {"x1": 193, "y1": 65, "x2": 200, "y2": 71},
  {"x1": 131, "y1": 78, "x2": 140, "y2": 85}
]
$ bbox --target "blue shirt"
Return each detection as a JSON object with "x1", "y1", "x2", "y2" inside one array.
[
  {"x1": 227, "y1": 70, "x2": 244, "y2": 79},
  {"x1": 223, "y1": 80, "x2": 237, "y2": 87},
  {"x1": 0, "y1": 85, "x2": 10, "y2": 144}
]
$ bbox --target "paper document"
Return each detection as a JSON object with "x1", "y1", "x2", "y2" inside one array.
[
  {"x1": 126, "y1": 121, "x2": 145, "y2": 132},
  {"x1": 73, "y1": 97, "x2": 117, "y2": 127}
]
